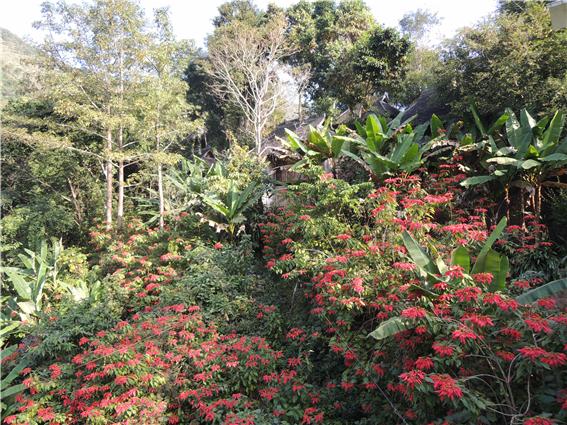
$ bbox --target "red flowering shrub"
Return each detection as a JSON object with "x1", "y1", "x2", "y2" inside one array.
[
  {"x1": 260, "y1": 171, "x2": 567, "y2": 423},
  {"x1": 5, "y1": 164, "x2": 566, "y2": 424},
  {"x1": 7, "y1": 304, "x2": 324, "y2": 424}
]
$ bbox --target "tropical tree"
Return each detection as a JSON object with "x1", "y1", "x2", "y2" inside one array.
[
  {"x1": 206, "y1": 7, "x2": 291, "y2": 154},
  {"x1": 285, "y1": 0, "x2": 410, "y2": 111},
  {"x1": 22, "y1": 0, "x2": 149, "y2": 229},
  {"x1": 135, "y1": 8, "x2": 204, "y2": 230},
  {"x1": 436, "y1": 1, "x2": 567, "y2": 120},
  {"x1": 461, "y1": 108, "x2": 567, "y2": 222}
]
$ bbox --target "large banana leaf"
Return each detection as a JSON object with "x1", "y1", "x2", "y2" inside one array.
[
  {"x1": 451, "y1": 246, "x2": 471, "y2": 274},
  {"x1": 471, "y1": 217, "x2": 507, "y2": 274},
  {"x1": 368, "y1": 316, "x2": 412, "y2": 340},
  {"x1": 516, "y1": 278, "x2": 567, "y2": 305},
  {"x1": 430, "y1": 114, "x2": 444, "y2": 138},
  {"x1": 402, "y1": 231, "x2": 438, "y2": 277},
  {"x1": 542, "y1": 111, "x2": 565, "y2": 153},
  {"x1": 460, "y1": 175, "x2": 498, "y2": 187}
]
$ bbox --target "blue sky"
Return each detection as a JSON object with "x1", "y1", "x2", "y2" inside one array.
[{"x1": 1, "y1": 0, "x2": 498, "y2": 48}]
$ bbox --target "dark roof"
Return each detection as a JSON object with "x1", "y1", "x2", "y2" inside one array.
[{"x1": 402, "y1": 87, "x2": 450, "y2": 124}]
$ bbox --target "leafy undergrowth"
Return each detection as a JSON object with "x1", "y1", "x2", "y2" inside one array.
[{"x1": 3, "y1": 165, "x2": 567, "y2": 425}]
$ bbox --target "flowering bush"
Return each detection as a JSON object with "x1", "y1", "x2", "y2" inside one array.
[
  {"x1": 260, "y1": 169, "x2": 567, "y2": 424},
  {"x1": 5, "y1": 164, "x2": 566, "y2": 425},
  {"x1": 6, "y1": 304, "x2": 315, "y2": 424}
]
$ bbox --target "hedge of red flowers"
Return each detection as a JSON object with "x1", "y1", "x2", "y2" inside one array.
[
  {"x1": 4, "y1": 164, "x2": 566, "y2": 425},
  {"x1": 259, "y1": 168, "x2": 567, "y2": 424}
]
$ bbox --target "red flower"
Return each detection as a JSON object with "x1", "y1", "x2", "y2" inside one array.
[
  {"x1": 524, "y1": 417, "x2": 555, "y2": 425},
  {"x1": 432, "y1": 343, "x2": 454, "y2": 358},
  {"x1": 213, "y1": 242, "x2": 224, "y2": 250},
  {"x1": 400, "y1": 369, "x2": 425, "y2": 389},
  {"x1": 429, "y1": 374, "x2": 463, "y2": 400},
  {"x1": 518, "y1": 346, "x2": 547, "y2": 361},
  {"x1": 524, "y1": 314, "x2": 552, "y2": 334},
  {"x1": 461, "y1": 313, "x2": 493, "y2": 328},
  {"x1": 114, "y1": 375, "x2": 129, "y2": 385},
  {"x1": 472, "y1": 273, "x2": 493, "y2": 285},
  {"x1": 415, "y1": 356, "x2": 434, "y2": 371},
  {"x1": 392, "y1": 262, "x2": 416, "y2": 271},
  {"x1": 454, "y1": 287, "x2": 482, "y2": 302},
  {"x1": 350, "y1": 277, "x2": 364, "y2": 294},
  {"x1": 37, "y1": 407, "x2": 56, "y2": 421},
  {"x1": 49, "y1": 363, "x2": 62, "y2": 380},
  {"x1": 451, "y1": 326, "x2": 479, "y2": 344},
  {"x1": 335, "y1": 234, "x2": 352, "y2": 241},
  {"x1": 401, "y1": 307, "x2": 427, "y2": 319},
  {"x1": 259, "y1": 386, "x2": 279, "y2": 401}
]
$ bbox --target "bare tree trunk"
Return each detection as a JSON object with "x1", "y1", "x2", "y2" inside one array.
[
  {"x1": 157, "y1": 163, "x2": 165, "y2": 231},
  {"x1": 67, "y1": 178, "x2": 83, "y2": 226},
  {"x1": 117, "y1": 125, "x2": 124, "y2": 227},
  {"x1": 298, "y1": 87, "x2": 303, "y2": 123},
  {"x1": 117, "y1": 159, "x2": 124, "y2": 227},
  {"x1": 117, "y1": 45, "x2": 125, "y2": 228},
  {"x1": 255, "y1": 119, "x2": 263, "y2": 155},
  {"x1": 105, "y1": 127, "x2": 113, "y2": 230}
]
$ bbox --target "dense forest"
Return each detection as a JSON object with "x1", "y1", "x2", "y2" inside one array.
[{"x1": 1, "y1": 0, "x2": 567, "y2": 424}]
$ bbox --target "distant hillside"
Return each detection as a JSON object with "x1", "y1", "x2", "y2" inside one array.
[{"x1": 1, "y1": 28, "x2": 38, "y2": 104}]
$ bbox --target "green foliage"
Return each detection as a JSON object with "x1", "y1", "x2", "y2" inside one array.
[
  {"x1": 367, "y1": 316, "x2": 412, "y2": 340},
  {"x1": 402, "y1": 217, "x2": 509, "y2": 291},
  {"x1": 1, "y1": 345, "x2": 29, "y2": 414},
  {"x1": 516, "y1": 277, "x2": 567, "y2": 304},
  {"x1": 345, "y1": 113, "x2": 429, "y2": 179},
  {"x1": 202, "y1": 181, "x2": 261, "y2": 236},
  {"x1": 461, "y1": 109, "x2": 567, "y2": 194},
  {"x1": 284, "y1": 123, "x2": 355, "y2": 171},
  {"x1": 285, "y1": 0, "x2": 410, "y2": 109},
  {"x1": 29, "y1": 284, "x2": 125, "y2": 361},
  {"x1": 160, "y1": 238, "x2": 261, "y2": 324},
  {"x1": 1, "y1": 238, "x2": 62, "y2": 329},
  {"x1": 546, "y1": 189, "x2": 567, "y2": 248},
  {"x1": 437, "y1": 2, "x2": 567, "y2": 120}
]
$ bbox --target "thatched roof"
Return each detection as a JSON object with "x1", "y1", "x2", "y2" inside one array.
[
  {"x1": 402, "y1": 87, "x2": 450, "y2": 124},
  {"x1": 263, "y1": 114, "x2": 326, "y2": 164}
]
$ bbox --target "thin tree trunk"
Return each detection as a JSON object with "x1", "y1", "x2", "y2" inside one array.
[
  {"x1": 255, "y1": 114, "x2": 263, "y2": 156},
  {"x1": 117, "y1": 125, "x2": 125, "y2": 227},
  {"x1": 117, "y1": 158, "x2": 124, "y2": 227},
  {"x1": 157, "y1": 163, "x2": 165, "y2": 231},
  {"x1": 67, "y1": 178, "x2": 83, "y2": 226},
  {"x1": 117, "y1": 44, "x2": 125, "y2": 228},
  {"x1": 105, "y1": 127, "x2": 113, "y2": 231},
  {"x1": 298, "y1": 87, "x2": 303, "y2": 123}
]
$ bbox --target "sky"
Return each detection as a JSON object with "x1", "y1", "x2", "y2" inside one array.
[{"x1": 1, "y1": 0, "x2": 498, "y2": 48}]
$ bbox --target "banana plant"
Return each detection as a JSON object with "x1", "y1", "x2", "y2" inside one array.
[
  {"x1": 369, "y1": 218, "x2": 509, "y2": 342},
  {"x1": 284, "y1": 124, "x2": 355, "y2": 173},
  {"x1": 516, "y1": 277, "x2": 567, "y2": 305},
  {"x1": 402, "y1": 217, "x2": 509, "y2": 292},
  {"x1": 461, "y1": 109, "x2": 567, "y2": 215},
  {"x1": 61, "y1": 280, "x2": 103, "y2": 303},
  {"x1": 201, "y1": 181, "x2": 260, "y2": 237},
  {"x1": 1, "y1": 238, "x2": 62, "y2": 325},
  {"x1": 343, "y1": 113, "x2": 429, "y2": 180},
  {"x1": 0, "y1": 345, "x2": 29, "y2": 414}
]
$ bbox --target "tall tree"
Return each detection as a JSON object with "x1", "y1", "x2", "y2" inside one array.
[
  {"x1": 399, "y1": 8, "x2": 441, "y2": 45},
  {"x1": 136, "y1": 9, "x2": 204, "y2": 230},
  {"x1": 436, "y1": 1, "x2": 567, "y2": 120},
  {"x1": 30, "y1": 0, "x2": 147, "y2": 230},
  {"x1": 286, "y1": 0, "x2": 409, "y2": 112},
  {"x1": 206, "y1": 8, "x2": 291, "y2": 154},
  {"x1": 393, "y1": 9, "x2": 443, "y2": 105}
]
